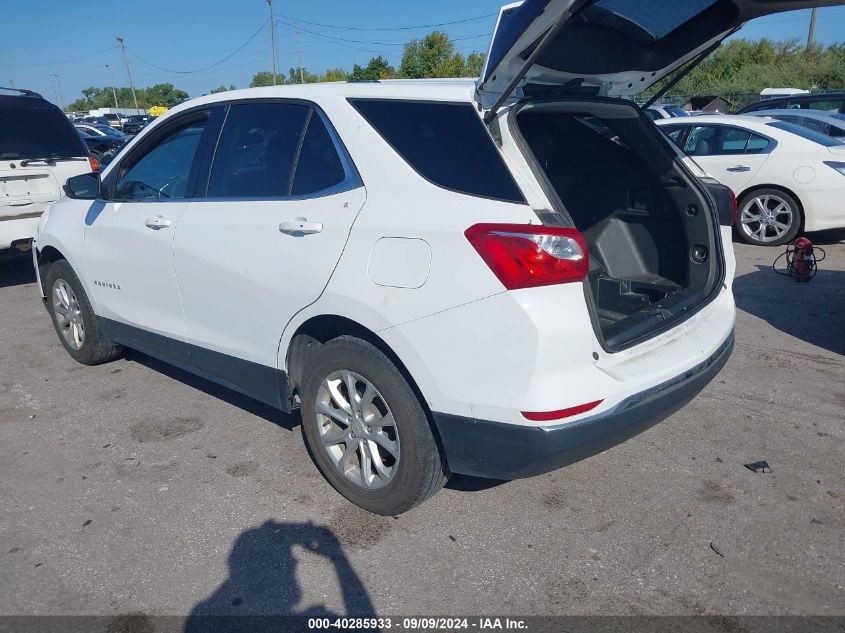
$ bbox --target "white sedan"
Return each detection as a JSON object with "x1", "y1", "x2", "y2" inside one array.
[{"x1": 657, "y1": 115, "x2": 845, "y2": 246}]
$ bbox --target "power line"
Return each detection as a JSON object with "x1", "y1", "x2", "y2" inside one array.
[
  {"x1": 0, "y1": 46, "x2": 119, "y2": 68},
  {"x1": 128, "y1": 19, "x2": 269, "y2": 74},
  {"x1": 277, "y1": 18, "x2": 490, "y2": 47},
  {"x1": 277, "y1": 13, "x2": 496, "y2": 32}
]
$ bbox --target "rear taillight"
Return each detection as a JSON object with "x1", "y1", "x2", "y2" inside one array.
[
  {"x1": 728, "y1": 189, "x2": 738, "y2": 225},
  {"x1": 465, "y1": 223, "x2": 589, "y2": 290},
  {"x1": 88, "y1": 155, "x2": 100, "y2": 172}
]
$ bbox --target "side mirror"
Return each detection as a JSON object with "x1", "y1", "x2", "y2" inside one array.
[{"x1": 64, "y1": 172, "x2": 101, "y2": 200}]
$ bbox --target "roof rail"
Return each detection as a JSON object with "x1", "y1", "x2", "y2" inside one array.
[{"x1": 0, "y1": 86, "x2": 44, "y2": 98}]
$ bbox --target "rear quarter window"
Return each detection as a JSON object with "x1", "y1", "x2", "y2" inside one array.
[{"x1": 349, "y1": 99, "x2": 525, "y2": 204}]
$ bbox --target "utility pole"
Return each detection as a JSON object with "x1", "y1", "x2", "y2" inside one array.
[
  {"x1": 116, "y1": 37, "x2": 140, "y2": 113},
  {"x1": 105, "y1": 64, "x2": 119, "y2": 109},
  {"x1": 296, "y1": 23, "x2": 304, "y2": 84},
  {"x1": 52, "y1": 73, "x2": 64, "y2": 111},
  {"x1": 807, "y1": 8, "x2": 818, "y2": 48},
  {"x1": 267, "y1": 0, "x2": 278, "y2": 85}
]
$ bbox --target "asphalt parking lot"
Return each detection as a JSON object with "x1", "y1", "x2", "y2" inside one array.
[{"x1": 1, "y1": 234, "x2": 843, "y2": 620}]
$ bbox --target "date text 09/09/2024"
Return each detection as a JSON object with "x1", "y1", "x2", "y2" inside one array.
[{"x1": 307, "y1": 617, "x2": 529, "y2": 630}]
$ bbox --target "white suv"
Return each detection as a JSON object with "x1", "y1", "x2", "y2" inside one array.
[
  {"x1": 1, "y1": 88, "x2": 94, "y2": 254},
  {"x1": 31, "y1": 0, "x2": 836, "y2": 514}
]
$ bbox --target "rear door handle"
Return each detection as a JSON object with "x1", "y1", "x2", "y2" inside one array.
[
  {"x1": 727, "y1": 165, "x2": 752, "y2": 172},
  {"x1": 144, "y1": 216, "x2": 172, "y2": 230},
  {"x1": 279, "y1": 217, "x2": 323, "y2": 235}
]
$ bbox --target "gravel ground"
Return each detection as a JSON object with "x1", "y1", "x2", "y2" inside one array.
[{"x1": 0, "y1": 232, "x2": 843, "y2": 620}]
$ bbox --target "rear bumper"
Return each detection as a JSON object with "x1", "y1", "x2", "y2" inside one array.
[
  {"x1": 432, "y1": 331, "x2": 734, "y2": 480},
  {"x1": 0, "y1": 214, "x2": 42, "y2": 251}
]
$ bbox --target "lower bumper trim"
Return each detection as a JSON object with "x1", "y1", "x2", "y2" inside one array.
[{"x1": 431, "y1": 332, "x2": 734, "y2": 480}]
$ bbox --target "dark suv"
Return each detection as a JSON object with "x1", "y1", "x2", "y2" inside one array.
[
  {"x1": 740, "y1": 91, "x2": 845, "y2": 115},
  {"x1": 123, "y1": 114, "x2": 153, "y2": 134}
]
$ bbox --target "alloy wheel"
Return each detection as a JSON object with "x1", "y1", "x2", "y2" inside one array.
[
  {"x1": 739, "y1": 194, "x2": 794, "y2": 243},
  {"x1": 52, "y1": 279, "x2": 85, "y2": 350},
  {"x1": 314, "y1": 370, "x2": 400, "y2": 490}
]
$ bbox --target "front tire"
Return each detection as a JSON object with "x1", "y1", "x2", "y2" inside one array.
[
  {"x1": 300, "y1": 336, "x2": 447, "y2": 515},
  {"x1": 45, "y1": 259, "x2": 123, "y2": 365},
  {"x1": 737, "y1": 188, "x2": 802, "y2": 246}
]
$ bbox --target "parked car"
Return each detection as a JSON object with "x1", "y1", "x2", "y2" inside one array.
[
  {"x1": 0, "y1": 87, "x2": 94, "y2": 253},
  {"x1": 34, "y1": 0, "x2": 842, "y2": 514},
  {"x1": 745, "y1": 109, "x2": 845, "y2": 141},
  {"x1": 739, "y1": 91, "x2": 845, "y2": 115},
  {"x1": 76, "y1": 129, "x2": 126, "y2": 163},
  {"x1": 656, "y1": 115, "x2": 845, "y2": 246},
  {"x1": 644, "y1": 104, "x2": 690, "y2": 120},
  {"x1": 122, "y1": 114, "x2": 154, "y2": 134},
  {"x1": 101, "y1": 113, "x2": 124, "y2": 130},
  {"x1": 75, "y1": 123, "x2": 129, "y2": 139}
]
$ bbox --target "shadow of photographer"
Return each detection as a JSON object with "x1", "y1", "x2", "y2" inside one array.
[{"x1": 184, "y1": 520, "x2": 376, "y2": 633}]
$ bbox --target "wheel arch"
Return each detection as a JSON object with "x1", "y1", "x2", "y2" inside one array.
[
  {"x1": 284, "y1": 314, "x2": 448, "y2": 465},
  {"x1": 736, "y1": 183, "x2": 806, "y2": 230},
  {"x1": 36, "y1": 245, "x2": 68, "y2": 296}
]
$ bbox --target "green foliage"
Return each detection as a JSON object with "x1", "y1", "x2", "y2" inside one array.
[
  {"x1": 398, "y1": 31, "x2": 484, "y2": 79},
  {"x1": 350, "y1": 56, "x2": 397, "y2": 81},
  {"x1": 648, "y1": 39, "x2": 845, "y2": 108},
  {"x1": 319, "y1": 68, "x2": 349, "y2": 83},
  {"x1": 209, "y1": 85, "x2": 236, "y2": 94},
  {"x1": 67, "y1": 83, "x2": 188, "y2": 112},
  {"x1": 465, "y1": 52, "x2": 485, "y2": 78},
  {"x1": 288, "y1": 67, "x2": 319, "y2": 84},
  {"x1": 249, "y1": 71, "x2": 277, "y2": 88}
]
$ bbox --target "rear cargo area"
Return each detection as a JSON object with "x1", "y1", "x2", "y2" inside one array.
[{"x1": 515, "y1": 100, "x2": 723, "y2": 350}]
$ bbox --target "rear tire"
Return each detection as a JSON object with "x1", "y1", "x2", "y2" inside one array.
[
  {"x1": 300, "y1": 336, "x2": 447, "y2": 515},
  {"x1": 737, "y1": 188, "x2": 802, "y2": 247},
  {"x1": 45, "y1": 259, "x2": 123, "y2": 365}
]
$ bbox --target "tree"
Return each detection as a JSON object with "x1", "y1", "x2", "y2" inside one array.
[
  {"x1": 66, "y1": 83, "x2": 189, "y2": 112},
  {"x1": 350, "y1": 56, "x2": 396, "y2": 81},
  {"x1": 144, "y1": 83, "x2": 189, "y2": 107},
  {"x1": 320, "y1": 68, "x2": 349, "y2": 83},
  {"x1": 250, "y1": 71, "x2": 277, "y2": 87},
  {"x1": 464, "y1": 52, "x2": 485, "y2": 78},
  {"x1": 209, "y1": 85, "x2": 236, "y2": 94},
  {"x1": 287, "y1": 67, "x2": 319, "y2": 84},
  {"x1": 399, "y1": 31, "x2": 466, "y2": 79}
]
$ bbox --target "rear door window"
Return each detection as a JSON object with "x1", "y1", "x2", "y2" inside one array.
[
  {"x1": 684, "y1": 126, "x2": 769, "y2": 156},
  {"x1": 207, "y1": 102, "x2": 309, "y2": 198},
  {"x1": 350, "y1": 99, "x2": 525, "y2": 203}
]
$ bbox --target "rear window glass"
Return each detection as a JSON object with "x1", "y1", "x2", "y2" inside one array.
[
  {"x1": 0, "y1": 99, "x2": 87, "y2": 160},
  {"x1": 591, "y1": 0, "x2": 718, "y2": 40},
  {"x1": 350, "y1": 99, "x2": 525, "y2": 204},
  {"x1": 767, "y1": 121, "x2": 844, "y2": 147}
]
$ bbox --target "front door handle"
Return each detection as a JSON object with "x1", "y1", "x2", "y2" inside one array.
[
  {"x1": 727, "y1": 165, "x2": 752, "y2": 172},
  {"x1": 144, "y1": 216, "x2": 172, "y2": 230},
  {"x1": 279, "y1": 217, "x2": 323, "y2": 236}
]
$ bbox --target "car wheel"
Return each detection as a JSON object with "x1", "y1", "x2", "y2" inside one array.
[
  {"x1": 737, "y1": 189, "x2": 802, "y2": 246},
  {"x1": 45, "y1": 260, "x2": 123, "y2": 365},
  {"x1": 300, "y1": 336, "x2": 448, "y2": 515}
]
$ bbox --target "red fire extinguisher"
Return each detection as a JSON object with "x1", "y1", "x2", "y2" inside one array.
[{"x1": 774, "y1": 237, "x2": 826, "y2": 282}]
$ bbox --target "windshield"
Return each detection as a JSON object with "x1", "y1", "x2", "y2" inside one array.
[
  {"x1": 767, "y1": 121, "x2": 844, "y2": 147},
  {"x1": 0, "y1": 99, "x2": 88, "y2": 159},
  {"x1": 666, "y1": 106, "x2": 690, "y2": 118},
  {"x1": 96, "y1": 125, "x2": 126, "y2": 137}
]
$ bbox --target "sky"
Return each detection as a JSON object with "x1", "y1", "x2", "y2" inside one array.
[{"x1": 2, "y1": 0, "x2": 844, "y2": 109}]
